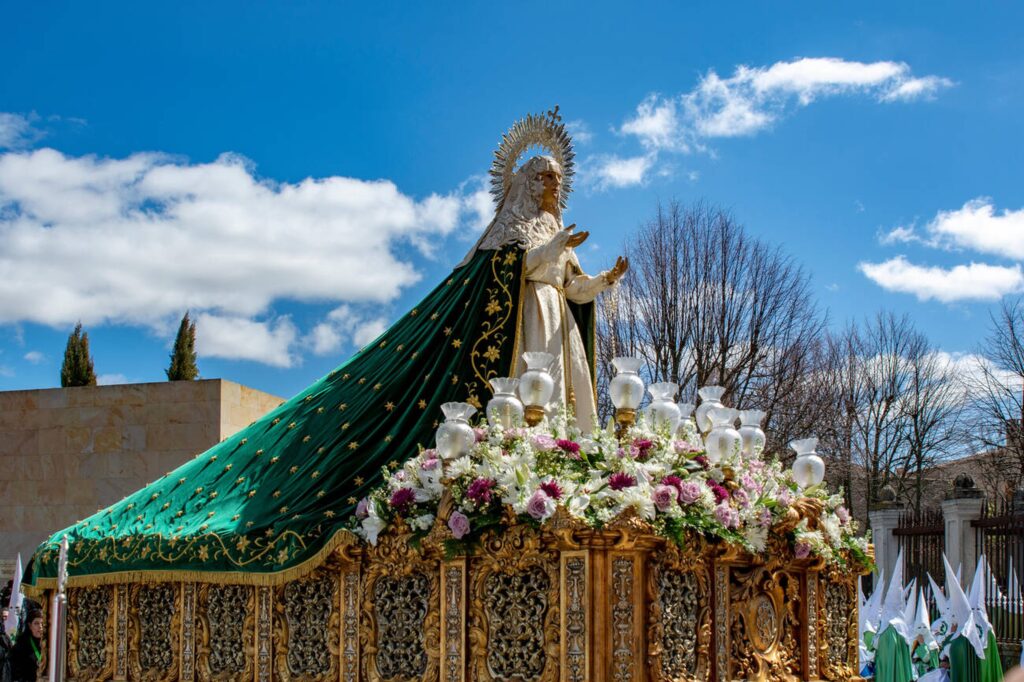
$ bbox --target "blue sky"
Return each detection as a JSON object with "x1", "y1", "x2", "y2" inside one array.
[{"x1": 1, "y1": 2, "x2": 1022, "y2": 398}]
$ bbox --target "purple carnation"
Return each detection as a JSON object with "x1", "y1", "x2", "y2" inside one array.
[
  {"x1": 706, "y1": 479, "x2": 729, "y2": 504},
  {"x1": 539, "y1": 480, "x2": 564, "y2": 500},
  {"x1": 732, "y1": 488, "x2": 750, "y2": 508},
  {"x1": 759, "y1": 507, "x2": 773, "y2": 527},
  {"x1": 776, "y1": 489, "x2": 793, "y2": 508},
  {"x1": 652, "y1": 485, "x2": 677, "y2": 512},
  {"x1": 556, "y1": 439, "x2": 581, "y2": 459},
  {"x1": 836, "y1": 506, "x2": 851, "y2": 524},
  {"x1": 466, "y1": 477, "x2": 497, "y2": 505},
  {"x1": 389, "y1": 487, "x2": 416, "y2": 514},
  {"x1": 448, "y1": 511, "x2": 471, "y2": 539},
  {"x1": 740, "y1": 473, "x2": 762, "y2": 494},
  {"x1": 355, "y1": 497, "x2": 370, "y2": 519},
  {"x1": 631, "y1": 438, "x2": 654, "y2": 461},
  {"x1": 694, "y1": 455, "x2": 710, "y2": 470},
  {"x1": 677, "y1": 481, "x2": 703, "y2": 505},
  {"x1": 794, "y1": 542, "x2": 812, "y2": 559},
  {"x1": 608, "y1": 472, "x2": 638, "y2": 491},
  {"x1": 526, "y1": 490, "x2": 552, "y2": 520}
]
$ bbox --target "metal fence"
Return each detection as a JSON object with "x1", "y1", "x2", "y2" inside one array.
[
  {"x1": 973, "y1": 497, "x2": 1024, "y2": 662},
  {"x1": 894, "y1": 507, "x2": 945, "y2": 597}
]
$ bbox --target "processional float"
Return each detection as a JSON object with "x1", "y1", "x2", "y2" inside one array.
[{"x1": 24, "y1": 110, "x2": 869, "y2": 681}]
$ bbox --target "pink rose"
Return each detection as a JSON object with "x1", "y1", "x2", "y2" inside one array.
[
  {"x1": 527, "y1": 490, "x2": 552, "y2": 520},
  {"x1": 530, "y1": 434, "x2": 559, "y2": 451},
  {"x1": 420, "y1": 456, "x2": 440, "y2": 471},
  {"x1": 677, "y1": 481, "x2": 703, "y2": 505},
  {"x1": 836, "y1": 506, "x2": 851, "y2": 524},
  {"x1": 473, "y1": 427, "x2": 487, "y2": 443},
  {"x1": 652, "y1": 485, "x2": 677, "y2": 512},
  {"x1": 448, "y1": 511, "x2": 471, "y2": 540},
  {"x1": 673, "y1": 440, "x2": 701, "y2": 456},
  {"x1": 795, "y1": 542, "x2": 812, "y2": 559},
  {"x1": 355, "y1": 498, "x2": 369, "y2": 519},
  {"x1": 714, "y1": 503, "x2": 739, "y2": 529}
]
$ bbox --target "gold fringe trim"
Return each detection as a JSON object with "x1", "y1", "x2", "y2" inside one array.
[
  {"x1": 23, "y1": 528, "x2": 359, "y2": 596},
  {"x1": 509, "y1": 252, "x2": 527, "y2": 373}
]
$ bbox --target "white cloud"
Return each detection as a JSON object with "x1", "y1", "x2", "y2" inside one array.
[
  {"x1": 97, "y1": 373, "x2": 130, "y2": 385},
  {"x1": 585, "y1": 154, "x2": 656, "y2": 190},
  {"x1": 306, "y1": 305, "x2": 390, "y2": 357},
  {"x1": 620, "y1": 57, "x2": 952, "y2": 149},
  {"x1": 910, "y1": 198, "x2": 1024, "y2": 259},
  {"x1": 565, "y1": 120, "x2": 593, "y2": 145},
  {"x1": 0, "y1": 147, "x2": 488, "y2": 365},
  {"x1": 879, "y1": 224, "x2": 919, "y2": 245},
  {"x1": 0, "y1": 113, "x2": 41, "y2": 150},
  {"x1": 23, "y1": 351, "x2": 44, "y2": 364},
  {"x1": 858, "y1": 256, "x2": 1024, "y2": 302},
  {"x1": 195, "y1": 313, "x2": 298, "y2": 368}
]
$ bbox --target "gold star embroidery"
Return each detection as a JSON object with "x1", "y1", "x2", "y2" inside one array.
[
  {"x1": 273, "y1": 490, "x2": 282, "y2": 498},
  {"x1": 207, "y1": 511, "x2": 215, "y2": 518},
  {"x1": 485, "y1": 299, "x2": 501, "y2": 315},
  {"x1": 246, "y1": 522, "x2": 254, "y2": 528},
  {"x1": 504, "y1": 250, "x2": 518, "y2": 265},
  {"x1": 316, "y1": 407, "x2": 325, "y2": 414},
  {"x1": 195, "y1": 487, "x2": 204, "y2": 494},
  {"x1": 224, "y1": 463, "x2": 232, "y2": 471},
  {"x1": 265, "y1": 528, "x2": 275, "y2": 537},
  {"x1": 151, "y1": 493, "x2": 160, "y2": 500},
  {"x1": 463, "y1": 278, "x2": 471, "y2": 285},
  {"x1": 452, "y1": 339, "x2": 462, "y2": 348},
  {"x1": 311, "y1": 470, "x2": 320, "y2": 479},
  {"x1": 236, "y1": 477, "x2": 245, "y2": 484},
  {"x1": 357, "y1": 377, "x2": 367, "y2": 385},
  {"x1": 388, "y1": 460, "x2": 399, "y2": 470},
  {"x1": 248, "y1": 490, "x2": 257, "y2": 498},
  {"x1": 447, "y1": 279, "x2": 454, "y2": 286},
  {"x1": 379, "y1": 340, "x2": 387, "y2": 348},
  {"x1": 347, "y1": 496, "x2": 357, "y2": 505},
  {"x1": 287, "y1": 421, "x2": 297, "y2": 429},
  {"x1": 354, "y1": 476, "x2": 365, "y2": 486},
  {"x1": 255, "y1": 449, "x2": 264, "y2": 456},
  {"x1": 338, "y1": 403, "x2": 348, "y2": 411},
  {"x1": 210, "y1": 455, "x2": 218, "y2": 462},
  {"x1": 483, "y1": 345, "x2": 501, "y2": 362},
  {"x1": 324, "y1": 510, "x2": 336, "y2": 518},
  {"x1": 209, "y1": 492, "x2": 218, "y2": 499},
  {"x1": 443, "y1": 327, "x2": 452, "y2": 336},
  {"x1": 240, "y1": 437, "x2": 248, "y2": 445},
  {"x1": 385, "y1": 401, "x2": 395, "y2": 411},
  {"x1": 411, "y1": 308, "x2": 419, "y2": 316},
  {"x1": 384, "y1": 434, "x2": 393, "y2": 443},
  {"x1": 176, "y1": 510, "x2": 184, "y2": 517},
  {"x1": 342, "y1": 423, "x2": 350, "y2": 431},
  {"x1": 198, "y1": 546, "x2": 209, "y2": 560},
  {"x1": 289, "y1": 466, "x2": 298, "y2": 474},
  {"x1": 451, "y1": 374, "x2": 459, "y2": 385},
  {"x1": 317, "y1": 447, "x2": 326, "y2": 454},
  {"x1": 161, "y1": 502, "x2": 170, "y2": 510},
  {"x1": 127, "y1": 503, "x2": 135, "y2": 510},
  {"x1": 302, "y1": 435, "x2": 311, "y2": 443},
  {"x1": 136, "y1": 515, "x2": 144, "y2": 521},
  {"x1": 270, "y1": 456, "x2": 279, "y2": 464},
  {"x1": 418, "y1": 399, "x2": 427, "y2": 409},
  {"x1": 430, "y1": 312, "x2": 439, "y2": 320},
  {"x1": 411, "y1": 351, "x2": 419, "y2": 359},
  {"x1": 279, "y1": 506, "x2": 288, "y2": 514},
  {"x1": 374, "y1": 383, "x2": 383, "y2": 391},
  {"x1": 236, "y1": 536, "x2": 250, "y2": 552},
  {"x1": 272, "y1": 418, "x2": 281, "y2": 425},
  {"x1": 199, "y1": 524, "x2": 208, "y2": 532},
  {"x1": 396, "y1": 344, "x2": 405, "y2": 351},
  {"x1": 348, "y1": 442, "x2": 359, "y2": 450},
  {"x1": 318, "y1": 490, "x2": 326, "y2": 498}
]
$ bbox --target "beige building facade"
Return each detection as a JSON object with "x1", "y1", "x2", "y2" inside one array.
[{"x1": 0, "y1": 379, "x2": 283, "y2": 572}]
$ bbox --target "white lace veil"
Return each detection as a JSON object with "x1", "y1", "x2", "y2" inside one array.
[{"x1": 458, "y1": 155, "x2": 563, "y2": 267}]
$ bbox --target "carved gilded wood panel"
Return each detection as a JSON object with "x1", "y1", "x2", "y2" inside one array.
[
  {"x1": 66, "y1": 585, "x2": 115, "y2": 682},
  {"x1": 647, "y1": 544, "x2": 711, "y2": 682},
  {"x1": 127, "y1": 583, "x2": 181, "y2": 682},
  {"x1": 819, "y1": 568, "x2": 858, "y2": 681},
  {"x1": 195, "y1": 584, "x2": 254, "y2": 682},
  {"x1": 725, "y1": 564, "x2": 802, "y2": 682},
  {"x1": 273, "y1": 568, "x2": 340, "y2": 682}
]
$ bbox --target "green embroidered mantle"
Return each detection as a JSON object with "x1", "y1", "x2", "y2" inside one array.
[{"x1": 27, "y1": 246, "x2": 595, "y2": 589}]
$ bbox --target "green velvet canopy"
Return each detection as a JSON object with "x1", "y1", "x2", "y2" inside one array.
[{"x1": 27, "y1": 246, "x2": 593, "y2": 588}]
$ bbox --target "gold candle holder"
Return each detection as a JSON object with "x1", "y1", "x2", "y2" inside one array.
[{"x1": 524, "y1": 405, "x2": 545, "y2": 427}]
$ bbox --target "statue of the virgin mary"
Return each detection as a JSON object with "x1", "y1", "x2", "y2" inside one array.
[{"x1": 25, "y1": 110, "x2": 627, "y2": 589}]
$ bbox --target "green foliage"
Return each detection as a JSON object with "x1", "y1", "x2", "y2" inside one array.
[
  {"x1": 166, "y1": 312, "x2": 199, "y2": 381},
  {"x1": 60, "y1": 322, "x2": 97, "y2": 387}
]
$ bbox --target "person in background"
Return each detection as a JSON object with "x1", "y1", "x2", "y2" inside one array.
[
  {"x1": 0, "y1": 614, "x2": 11, "y2": 682},
  {"x1": 9, "y1": 609, "x2": 41, "y2": 682}
]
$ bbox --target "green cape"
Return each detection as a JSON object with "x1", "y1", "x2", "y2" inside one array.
[
  {"x1": 875, "y1": 626, "x2": 914, "y2": 682},
  {"x1": 26, "y1": 247, "x2": 596, "y2": 588},
  {"x1": 949, "y1": 635, "x2": 981, "y2": 682}
]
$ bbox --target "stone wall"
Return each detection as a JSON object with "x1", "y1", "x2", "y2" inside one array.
[{"x1": 0, "y1": 380, "x2": 283, "y2": 569}]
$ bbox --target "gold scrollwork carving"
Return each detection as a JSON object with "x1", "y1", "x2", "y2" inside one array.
[
  {"x1": 820, "y1": 567, "x2": 859, "y2": 680},
  {"x1": 647, "y1": 541, "x2": 711, "y2": 682},
  {"x1": 727, "y1": 563, "x2": 802, "y2": 682},
  {"x1": 66, "y1": 586, "x2": 115, "y2": 682},
  {"x1": 360, "y1": 531, "x2": 440, "y2": 681},
  {"x1": 127, "y1": 582, "x2": 180, "y2": 682},
  {"x1": 196, "y1": 583, "x2": 254, "y2": 682},
  {"x1": 469, "y1": 524, "x2": 559, "y2": 682},
  {"x1": 273, "y1": 565, "x2": 340, "y2": 681}
]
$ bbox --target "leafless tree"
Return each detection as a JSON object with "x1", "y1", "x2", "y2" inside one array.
[
  {"x1": 967, "y1": 298, "x2": 1024, "y2": 494},
  {"x1": 597, "y1": 201, "x2": 825, "y2": 456}
]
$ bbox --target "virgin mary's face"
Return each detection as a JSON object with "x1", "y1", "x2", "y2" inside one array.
[{"x1": 537, "y1": 167, "x2": 561, "y2": 212}]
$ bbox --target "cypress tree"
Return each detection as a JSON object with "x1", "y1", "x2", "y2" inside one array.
[
  {"x1": 166, "y1": 312, "x2": 199, "y2": 381},
  {"x1": 60, "y1": 322, "x2": 97, "y2": 387}
]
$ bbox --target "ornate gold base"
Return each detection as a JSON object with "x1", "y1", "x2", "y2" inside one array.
[
  {"x1": 524, "y1": 405, "x2": 545, "y2": 427},
  {"x1": 615, "y1": 407, "x2": 636, "y2": 432},
  {"x1": 50, "y1": 516, "x2": 867, "y2": 682}
]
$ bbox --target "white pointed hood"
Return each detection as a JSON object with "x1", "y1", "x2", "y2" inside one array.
[
  {"x1": 880, "y1": 550, "x2": 911, "y2": 640},
  {"x1": 968, "y1": 556, "x2": 994, "y2": 642},
  {"x1": 945, "y1": 554, "x2": 985, "y2": 658},
  {"x1": 929, "y1": 571, "x2": 952, "y2": 640},
  {"x1": 901, "y1": 580, "x2": 919, "y2": 646},
  {"x1": 1009, "y1": 557, "x2": 1022, "y2": 615},
  {"x1": 913, "y1": 587, "x2": 938, "y2": 650},
  {"x1": 864, "y1": 569, "x2": 885, "y2": 635}
]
